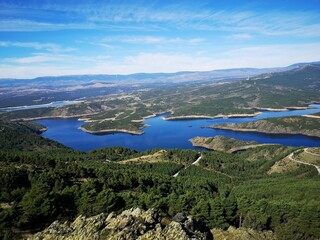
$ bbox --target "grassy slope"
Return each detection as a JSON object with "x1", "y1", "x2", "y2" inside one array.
[
  {"x1": 294, "y1": 149, "x2": 320, "y2": 166},
  {"x1": 190, "y1": 136, "x2": 258, "y2": 152}
]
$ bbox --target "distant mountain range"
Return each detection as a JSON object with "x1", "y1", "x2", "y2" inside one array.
[
  {"x1": 0, "y1": 61, "x2": 319, "y2": 108},
  {"x1": 1, "y1": 61, "x2": 319, "y2": 87}
]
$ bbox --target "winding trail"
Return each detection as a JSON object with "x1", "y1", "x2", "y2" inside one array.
[
  {"x1": 172, "y1": 153, "x2": 233, "y2": 178},
  {"x1": 304, "y1": 148, "x2": 320, "y2": 157},
  {"x1": 192, "y1": 154, "x2": 202, "y2": 165},
  {"x1": 288, "y1": 149, "x2": 320, "y2": 174},
  {"x1": 173, "y1": 153, "x2": 202, "y2": 177}
]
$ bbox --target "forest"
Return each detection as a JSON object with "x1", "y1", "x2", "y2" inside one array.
[
  {"x1": 212, "y1": 116, "x2": 320, "y2": 138},
  {"x1": 0, "y1": 120, "x2": 320, "y2": 239},
  {"x1": 2, "y1": 64, "x2": 320, "y2": 135}
]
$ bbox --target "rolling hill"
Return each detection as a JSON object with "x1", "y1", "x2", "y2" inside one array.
[{"x1": 2, "y1": 63, "x2": 320, "y2": 135}]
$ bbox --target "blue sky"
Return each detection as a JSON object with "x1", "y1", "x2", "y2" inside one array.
[{"x1": 1, "y1": 0, "x2": 320, "y2": 78}]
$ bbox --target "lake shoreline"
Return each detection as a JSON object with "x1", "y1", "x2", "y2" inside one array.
[
  {"x1": 189, "y1": 136, "x2": 280, "y2": 152},
  {"x1": 303, "y1": 114, "x2": 320, "y2": 119},
  {"x1": 163, "y1": 112, "x2": 261, "y2": 120},
  {"x1": 34, "y1": 103, "x2": 320, "y2": 152},
  {"x1": 0, "y1": 100, "x2": 83, "y2": 112},
  {"x1": 253, "y1": 106, "x2": 310, "y2": 111},
  {"x1": 79, "y1": 126, "x2": 144, "y2": 135},
  {"x1": 11, "y1": 113, "x2": 97, "y2": 121},
  {"x1": 211, "y1": 125, "x2": 320, "y2": 138},
  {"x1": 83, "y1": 111, "x2": 263, "y2": 135}
]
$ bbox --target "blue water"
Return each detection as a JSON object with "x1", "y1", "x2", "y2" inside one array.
[{"x1": 35, "y1": 104, "x2": 320, "y2": 152}]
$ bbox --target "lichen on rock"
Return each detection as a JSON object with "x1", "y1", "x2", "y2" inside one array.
[{"x1": 30, "y1": 208, "x2": 213, "y2": 240}]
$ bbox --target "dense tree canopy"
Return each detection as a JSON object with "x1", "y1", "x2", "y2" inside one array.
[{"x1": 0, "y1": 121, "x2": 319, "y2": 239}]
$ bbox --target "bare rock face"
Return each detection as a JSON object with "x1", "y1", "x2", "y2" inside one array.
[{"x1": 29, "y1": 208, "x2": 213, "y2": 240}]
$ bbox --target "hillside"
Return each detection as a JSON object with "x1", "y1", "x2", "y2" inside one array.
[
  {"x1": 0, "y1": 66, "x2": 291, "y2": 108},
  {"x1": 1, "y1": 121, "x2": 320, "y2": 239},
  {"x1": 190, "y1": 136, "x2": 259, "y2": 152},
  {"x1": 30, "y1": 207, "x2": 276, "y2": 240},
  {"x1": 30, "y1": 208, "x2": 212, "y2": 240},
  {"x1": 212, "y1": 116, "x2": 320, "y2": 138},
  {"x1": 1, "y1": 64, "x2": 320, "y2": 134},
  {"x1": 0, "y1": 121, "x2": 70, "y2": 152}
]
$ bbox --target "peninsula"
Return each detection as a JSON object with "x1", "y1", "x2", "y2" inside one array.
[
  {"x1": 163, "y1": 112, "x2": 260, "y2": 120},
  {"x1": 2, "y1": 64, "x2": 320, "y2": 135},
  {"x1": 189, "y1": 136, "x2": 276, "y2": 153},
  {"x1": 211, "y1": 116, "x2": 320, "y2": 138}
]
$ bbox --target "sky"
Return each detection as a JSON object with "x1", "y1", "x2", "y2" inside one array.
[{"x1": 1, "y1": 0, "x2": 320, "y2": 78}]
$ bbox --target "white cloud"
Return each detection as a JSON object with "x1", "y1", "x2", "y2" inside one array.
[
  {"x1": 227, "y1": 33, "x2": 253, "y2": 40},
  {"x1": 223, "y1": 12, "x2": 320, "y2": 37},
  {"x1": 0, "y1": 41, "x2": 76, "y2": 52},
  {"x1": 2, "y1": 3, "x2": 319, "y2": 39},
  {"x1": 0, "y1": 64, "x2": 91, "y2": 78},
  {"x1": 220, "y1": 43, "x2": 320, "y2": 67},
  {"x1": 3, "y1": 53, "x2": 67, "y2": 64},
  {"x1": 0, "y1": 20, "x2": 92, "y2": 32},
  {"x1": 1, "y1": 42, "x2": 320, "y2": 78},
  {"x1": 96, "y1": 43, "x2": 115, "y2": 49},
  {"x1": 101, "y1": 36, "x2": 205, "y2": 45}
]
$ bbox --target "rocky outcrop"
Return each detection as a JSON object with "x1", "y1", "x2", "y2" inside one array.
[
  {"x1": 212, "y1": 226, "x2": 276, "y2": 240},
  {"x1": 30, "y1": 208, "x2": 213, "y2": 240}
]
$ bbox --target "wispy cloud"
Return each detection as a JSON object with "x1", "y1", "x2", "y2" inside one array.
[
  {"x1": 227, "y1": 12, "x2": 320, "y2": 37},
  {"x1": 185, "y1": 10, "x2": 320, "y2": 38},
  {"x1": 3, "y1": 53, "x2": 68, "y2": 64},
  {"x1": 1, "y1": 2, "x2": 320, "y2": 38},
  {"x1": 93, "y1": 43, "x2": 320, "y2": 73},
  {"x1": 1, "y1": 43, "x2": 320, "y2": 78},
  {"x1": 1, "y1": 1, "x2": 320, "y2": 79},
  {"x1": 0, "y1": 63, "x2": 91, "y2": 79},
  {"x1": 102, "y1": 36, "x2": 205, "y2": 45},
  {"x1": 226, "y1": 33, "x2": 253, "y2": 40},
  {"x1": 0, "y1": 19, "x2": 162, "y2": 32},
  {"x1": 0, "y1": 20, "x2": 94, "y2": 32},
  {"x1": 0, "y1": 41, "x2": 75, "y2": 52},
  {"x1": 221, "y1": 43, "x2": 320, "y2": 67}
]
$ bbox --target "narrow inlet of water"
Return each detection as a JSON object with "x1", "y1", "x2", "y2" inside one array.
[{"x1": 35, "y1": 104, "x2": 320, "y2": 151}]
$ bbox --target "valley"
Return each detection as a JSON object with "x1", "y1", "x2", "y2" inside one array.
[
  {"x1": 2, "y1": 1, "x2": 320, "y2": 239},
  {"x1": 1, "y1": 63, "x2": 320, "y2": 240},
  {"x1": 1, "y1": 64, "x2": 320, "y2": 137},
  {"x1": 1, "y1": 120, "x2": 320, "y2": 239}
]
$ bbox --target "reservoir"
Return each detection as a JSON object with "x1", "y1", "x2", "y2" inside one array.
[
  {"x1": 35, "y1": 104, "x2": 320, "y2": 152},
  {"x1": 0, "y1": 100, "x2": 82, "y2": 112}
]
